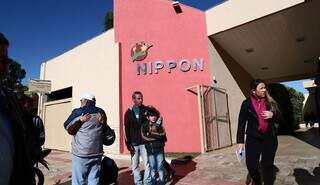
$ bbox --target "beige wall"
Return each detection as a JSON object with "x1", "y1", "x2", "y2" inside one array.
[
  {"x1": 205, "y1": 0, "x2": 304, "y2": 35},
  {"x1": 41, "y1": 29, "x2": 120, "y2": 154},
  {"x1": 207, "y1": 38, "x2": 253, "y2": 143},
  {"x1": 209, "y1": 38, "x2": 253, "y2": 95}
]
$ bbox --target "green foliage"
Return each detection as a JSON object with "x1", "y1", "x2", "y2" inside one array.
[
  {"x1": 268, "y1": 83, "x2": 304, "y2": 134},
  {"x1": 287, "y1": 87, "x2": 305, "y2": 128},
  {"x1": 2, "y1": 59, "x2": 28, "y2": 92},
  {"x1": 104, "y1": 11, "x2": 114, "y2": 31}
]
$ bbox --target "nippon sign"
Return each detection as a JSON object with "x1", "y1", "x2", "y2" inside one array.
[
  {"x1": 136, "y1": 59, "x2": 204, "y2": 75},
  {"x1": 131, "y1": 42, "x2": 204, "y2": 75},
  {"x1": 28, "y1": 79, "x2": 51, "y2": 93}
]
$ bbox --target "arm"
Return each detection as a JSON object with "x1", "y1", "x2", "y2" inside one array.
[
  {"x1": 66, "y1": 113, "x2": 91, "y2": 135},
  {"x1": 67, "y1": 120, "x2": 84, "y2": 135},
  {"x1": 124, "y1": 110, "x2": 132, "y2": 146},
  {"x1": 149, "y1": 125, "x2": 166, "y2": 140},
  {"x1": 97, "y1": 110, "x2": 107, "y2": 124},
  {"x1": 236, "y1": 101, "x2": 248, "y2": 144},
  {"x1": 141, "y1": 123, "x2": 156, "y2": 141}
]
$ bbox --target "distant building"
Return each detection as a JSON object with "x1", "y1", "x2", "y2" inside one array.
[{"x1": 303, "y1": 80, "x2": 318, "y2": 123}]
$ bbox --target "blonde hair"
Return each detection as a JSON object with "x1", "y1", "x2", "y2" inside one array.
[{"x1": 265, "y1": 91, "x2": 279, "y2": 113}]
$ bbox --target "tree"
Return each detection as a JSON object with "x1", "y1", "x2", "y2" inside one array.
[
  {"x1": 288, "y1": 87, "x2": 305, "y2": 128},
  {"x1": 104, "y1": 11, "x2": 114, "y2": 31},
  {"x1": 2, "y1": 59, "x2": 28, "y2": 92},
  {"x1": 268, "y1": 83, "x2": 305, "y2": 134}
]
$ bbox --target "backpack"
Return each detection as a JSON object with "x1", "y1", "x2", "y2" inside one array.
[
  {"x1": 100, "y1": 156, "x2": 119, "y2": 184},
  {"x1": 33, "y1": 115, "x2": 45, "y2": 146},
  {"x1": 103, "y1": 125, "x2": 116, "y2": 146}
]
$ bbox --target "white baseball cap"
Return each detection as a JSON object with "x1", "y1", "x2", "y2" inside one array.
[{"x1": 80, "y1": 93, "x2": 95, "y2": 101}]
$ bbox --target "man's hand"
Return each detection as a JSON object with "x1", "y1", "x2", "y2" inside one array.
[
  {"x1": 97, "y1": 112, "x2": 107, "y2": 124},
  {"x1": 126, "y1": 144, "x2": 135, "y2": 155},
  {"x1": 79, "y1": 113, "x2": 91, "y2": 122}
]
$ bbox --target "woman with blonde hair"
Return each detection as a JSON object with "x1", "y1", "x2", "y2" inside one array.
[{"x1": 237, "y1": 79, "x2": 279, "y2": 185}]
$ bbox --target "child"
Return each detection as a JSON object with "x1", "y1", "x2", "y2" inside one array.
[{"x1": 141, "y1": 106, "x2": 167, "y2": 185}]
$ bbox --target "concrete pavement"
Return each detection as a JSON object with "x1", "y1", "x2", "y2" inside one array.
[{"x1": 41, "y1": 127, "x2": 320, "y2": 185}]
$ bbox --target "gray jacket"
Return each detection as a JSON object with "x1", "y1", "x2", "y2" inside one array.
[{"x1": 67, "y1": 113, "x2": 105, "y2": 157}]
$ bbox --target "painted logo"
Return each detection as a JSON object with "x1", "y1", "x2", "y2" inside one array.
[{"x1": 131, "y1": 42, "x2": 153, "y2": 62}]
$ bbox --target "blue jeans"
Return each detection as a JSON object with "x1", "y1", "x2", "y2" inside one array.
[
  {"x1": 132, "y1": 144, "x2": 152, "y2": 185},
  {"x1": 72, "y1": 155, "x2": 102, "y2": 185},
  {"x1": 148, "y1": 150, "x2": 165, "y2": 185}
]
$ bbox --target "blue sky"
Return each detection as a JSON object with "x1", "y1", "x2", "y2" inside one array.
[
  {"x1": 282, "y1": 80, "x2": 308, "y2": 95},
  {"x1": 0, "y1": 0, "x2": 307, "y2": 94}
]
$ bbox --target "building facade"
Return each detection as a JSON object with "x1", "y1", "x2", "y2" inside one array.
[{"x1": 40, "y1": 0, "x2": 318, "y2": 154}]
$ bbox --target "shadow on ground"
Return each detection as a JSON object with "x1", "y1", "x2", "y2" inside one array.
[
  {"x1": 294, "y1": 164, "x2": 320, "y2": 185},
  {"x1": 293, "y1": 127, "x2": 320, "y2": 149},
  {"x1": 57, "y1": 160, "x2": 196, "y2": 185},
  {"x1": 169, "y1": 160, "x2": 196, "y2": 185},
  {"x1": 116, "y1": 160, "x2": 197, "y2": 185},
  {"x1": 292, "y1": 127, "x2": 320, "y2": 185}
]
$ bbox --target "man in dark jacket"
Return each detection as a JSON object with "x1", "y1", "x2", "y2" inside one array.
[
  {"x1": 19, "y1": 95, "x2": 45, "y2": 164},
  {"x1": 0, "y1": 32, "x2": 35, "y2": 185},
  {"x1": 124, "y1": 91, "x2": 151, "y2": 185}
]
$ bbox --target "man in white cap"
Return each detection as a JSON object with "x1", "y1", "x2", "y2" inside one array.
[{"x1": 64, "y1": 93, "x2": 107, "y2": 185}]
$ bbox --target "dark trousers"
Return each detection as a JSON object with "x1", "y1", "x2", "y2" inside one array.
[{"x1": 245, "y1": 135, "x2": 278, "y2": 185}]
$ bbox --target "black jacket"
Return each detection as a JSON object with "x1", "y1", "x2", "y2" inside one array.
[
  {"x1": 2, "y1": 87, "x2": 35, "y2": 185},
  {"x1": 141, "y1": 122, "x2": 167, "y2": 153},
  {"x1": 237, "y1": 98, "x2": 278, "y2": 144},
  {"x1": 124, "y1": 105, "x2": 148, "y2": 146}
]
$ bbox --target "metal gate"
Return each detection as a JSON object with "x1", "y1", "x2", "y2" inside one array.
[{"x1": 187, "y1": 85, "x2": 232, "y2": 152}]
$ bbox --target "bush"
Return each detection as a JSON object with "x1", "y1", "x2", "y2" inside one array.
[{"x1": 268, "y1": 83, "x2": 304, "y2": 134}]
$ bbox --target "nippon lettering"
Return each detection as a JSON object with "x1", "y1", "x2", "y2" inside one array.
[{"x1": 136, "y1": 58, "x2": 204, "y2": 75}]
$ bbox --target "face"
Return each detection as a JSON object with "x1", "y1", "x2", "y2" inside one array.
[
  {"x1": 147, "y1": 115, "x2": 157, "y2": 123},
  {"x1": 80, "y1": 99, "x2": 87, "y2": 108},
  {"x1": 253, "y1": 83, "x2": 266, "y2": 98},
  {"x1": 132, "y1": 94, "x2": 143, "y2": 107}
]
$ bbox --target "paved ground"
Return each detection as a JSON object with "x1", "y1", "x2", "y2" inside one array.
[{"x1": 41, "y1": 127, "x2": 320, "y2": 185}]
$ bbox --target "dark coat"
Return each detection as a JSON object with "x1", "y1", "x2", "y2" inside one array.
[
  {"x1": 141, "y1": 121, "x2": 167, "y2": 153},
  {"x1": 124, "y1": 105, "x2": 148, "y2": 146},
  {"x1": 236, "y1": 98, "x2": 278, "y2": 144},
  {"x1": 3, "y1": 87, "x2": 35, "y2": 185}
]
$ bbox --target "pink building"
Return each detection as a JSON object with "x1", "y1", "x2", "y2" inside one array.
[{"x1": 115, "y1": 0, "x2": 212, "y2": 153}]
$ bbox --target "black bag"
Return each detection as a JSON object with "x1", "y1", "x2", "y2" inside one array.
[
  {"x1": 100, "y1": 156, "x2": 119, "y2": 184},
  {"x1": 104, "y1": 125, "x2": 116, "y2": 146}
]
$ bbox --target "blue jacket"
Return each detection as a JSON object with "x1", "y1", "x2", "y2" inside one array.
[{"x1": 64, "y1": 105, "x2": 103, "y2": 129}]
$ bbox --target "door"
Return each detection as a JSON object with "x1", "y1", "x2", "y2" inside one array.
[
  {"x1": 43, "y1": 98, "x2": 72, "y2": 151},
  {"x1": 201, "y1": 86, "x2": 232, "y2": 151}
]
